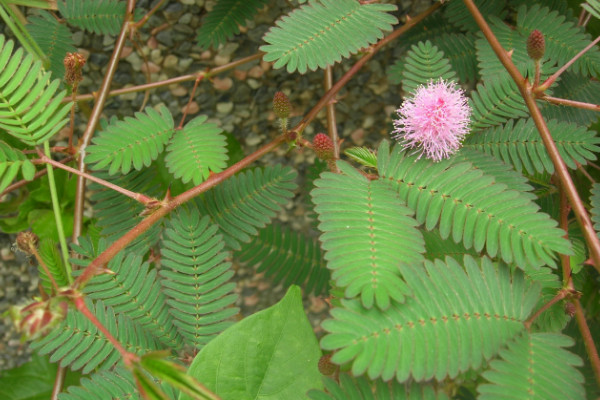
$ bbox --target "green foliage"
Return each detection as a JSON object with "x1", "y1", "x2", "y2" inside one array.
[
  {"x1": 38, "y1": 239, "x2": 70, "y2": 292},
  {"x1": 308, "y1": 375, "x2": 449, "y2": 400},
  {"x1": 261, "y1": 0, "x2": 397, "y2": 73},
  {"x1": 591, "y1": 182, "x2": 600, "y2": 235},
  {"x1": 164, "y1": 115, "x2": 228, "y2": 185},
  {"x1": 58, "y1": 0, "x2": 128, "y2": 35},
  {"x1": 26, "y1": 10, "x2": 76, "y2": 80},
  {"x1": 538, "y1": 71, "x2": 600, "y2": 126},
  {"x1": 434, "y1": 33, "x2": 478, "y2": 83},
  {"x1": 0, "y1": 35, "x2": 71, "y2": 146},
  {"x1": 236, "y1": 223, "x2": 330, "y2": 295},
  {"x1": 184, "y1": 286, "x2": 323, "y2": 400},
  {"x1": 378, "y1": 141, "x2": 572, "y2": 269},
  {"x1": 469, "y1": 75, "x2": 529, "y2": 131},
  {"x1": 400, "y1": 41, "x2": 457, "y2": 94},
  {"x1": 31, "y1": 299, "x2": 163, "y2": 374},
  {"x1": 79, "y1": 248, "x2": 183, "y2": 349},
  {"x1": 443, "y1": 0, "x2": 507, "y2": 32},
  {"x1": 582, "y1": 0, "x2": 600, "y2": 19},
  {"x1": 160, "y1": 207, "x2": 238, "y2": 349},
  {"x1": 196, "y1": 0, "x2": 268, "y2": 50},
  {"x1": 86, "y1": 106, "x2": 175, "y2": 175},
  {"x1": 0, "y1": 353, "x2": 81, "y2": 400},
  {"x1": 311, "y1": 160, "x2": 425, "y2": 309},
  {"x1": 478, "y1": 332, "x2": 585, "y2": 399},
  {"x1": 58, "y1": 367, "x2": 138, "y2": 400},
  {"x1": 463, "y1": 118, "x2": 600, "y2": 174},
  {"x1": 321, "y1": 256, "x2": 540, "y2": 382},
  {"x1": 518, "y1": 4, "x2": 600, "y2": 77},
  {"x1": 197, "y1": 165, "x2": 298, "y2": 250},
  {"x1": 344, "y1": 146, "x2": 378, "y2": 169},
  {"x1": 89, "y1": 167, "x2": 163, "y2": 253},
  {"x1": 0, "y1": 140, "x2": 35, "y2": 193}
]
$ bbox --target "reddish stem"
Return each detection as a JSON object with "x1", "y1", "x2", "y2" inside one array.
[{"x1": 73, "y1": 295, "x2": 139, "y2": 366}]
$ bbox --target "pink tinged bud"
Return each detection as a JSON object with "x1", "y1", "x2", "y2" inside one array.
[
  {"x1": 273, "y1": 91, "x2": 291, "y2": 118},
  {"x1": 527, "y1": 30, "x2": 545, "y2": 60},
  {"x1": 313, "y1": 133, "x2": 334, "y2": 160},
  {"x1": 64, "y1": 52, "x2": 86, "y2": 85},
  {"x1": 392, "y1": 79, "x2": 471, "y2": 162}
]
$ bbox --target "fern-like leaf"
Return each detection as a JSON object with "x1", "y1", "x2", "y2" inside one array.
[
  {"x1": 591, "y1": 182, "x2": 600, "y2": 236},
  {"x1": 86, "y1": 106, "x2": 175, "y2": 175},
  {"x1": 400, "y1": 41, "x2": 457, "y2": 94},
  {"x1": 308, "y1": 375, "x2": 449, "y2": 400},
  {"x1": 58, "y1": 0, "x2": 127, "y2": 35},
  {"x1": 311, "y1": 160, "x2": 425, "y2": 309},
  {"x1": 582, "y1": 0, "x2": 600, "y2": 19},
  {"x1": 478, "y1": 332, "x2": 584, "y2": 399},
  {"x1": 236, "y1": 223, "x2": 330, "y2": 296},
  {"x1": 463, "y1": 118, "x2": 600, "y2": 174},
  {"x1": 434, "y1": 33, "x2": 478, "y2": 83},
  {"x1": 79, "y1": 250, "x2": 183, "y2": 349},
  {"x1": 0, "y1": 35, "x2": 71, "y2": 145},
  {"x1": 518, "y1": 4, "x2": 600, "y2": 77},
  {"x1": 58, "y1": 367, "x2": 139, "y2": 400},
  {"x1": 456, "y1": 148, "x2": 535, "y2": 199},
  {"x1": 31, "y1": 299, "x2": 163, "y2": 374},
  {"x1": 344, "y1": 146, "x2": 378, "y2": 169},
  {"x1": 196, "y1": 0, "x2": 268, "y2": 50},
  {"x1": 443, "y1": 0, "x2": 507, "y2": 32},
  {"x1": 89, "y1": 167, "x2": 163, "y2": 253},
  {"x1": 38, "y1": 239, "x2": 69, "y2": 293},
  {"x1": 321, "y1": 255, "x2": 540, "y2": 382},
  {"x1": 0, "y1": 140, "x2": 35, "y2": 193},
  {"x1": 377, "y1": 140, "x2": 572, "y2": 269},
  {"x1": 27, "y1": 10, "x2": 76, "y2": 80},
  {"x1": 260, "y1": 0, "x2": 397, "y2": 73},
  {"x1": 164, "y1": 115, "x2": 227, "y2": 186},
  {"x1": 197, "y1": 165, "x2": 298, "y2": 250},
  {"x1": 469, "y1": 75, "x2": 529, "y2": 131},
  {"x1": 423, "y1": 229, "x2": 478, "y2": 261},
  {"x1": 538, "y1": 71, "x2": 600, "y2": 126},
  {"x1": 160, "y1": 207, "x2": 238, "y2": 349}
]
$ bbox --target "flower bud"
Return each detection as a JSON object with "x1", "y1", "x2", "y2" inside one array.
[
  {"x1": 313, "y1": 133, "x2": 334, "y2": 160},
  {"x1": 11, "y1": 299, "x2": 67, "y2": 340},
  {"x1": 318, "y1": 354, "x2": 336, "y2": 375},
  {"x1": 64, "y1": 52, "x2": 86, "y2": 85},
  {"x1": 564, "y1": 302, "x2": 576, "y2": 317},
  {"x1": 527, "y1": 30, "x2": 545, "y2": 61},
  {"x1": 15, "y1": 231, "x2": 38, "y2": 255},
  {"x1": 272, "y1": 91, "x2": 291, "y2": 119}
]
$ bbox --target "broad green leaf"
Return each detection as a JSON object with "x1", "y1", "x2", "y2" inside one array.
[{"x1": 183, "y1": 285, "x2": 323, "y2": 400}]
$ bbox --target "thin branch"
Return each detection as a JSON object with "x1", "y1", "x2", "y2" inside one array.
[
  {"x1": 131, "y1": 0, "x2": 167, "y2": 30},
  {"x1": 72, "y1": 2, "x2": 135, "y2": 243},
  {"x1": 51, "y1": 366, "x2": 65, "y2": 400},
  {"x1": 36, "y1": 151, "x2": 153, "y2": 204},
  {"x1": 68, "y1": 53, "x2": 263, "y2": 103},
  {"x1": 539, "y1": 95, "x2": 600, "y2": 112},
  {"x1": 324, "y1": 66, "x2": 340, "y2": 172},
  {"x1": 178, "y1": 73, "x2": 206, "y2": 129},
  {"x1": 462, "y1": 0, "x2": 600, "y2": 275},
  {"x1": 524, "y1": 290, "x2": 568, "y2": 330},
  {"x1": 0, "y1": 156, "x2": 74, "y2": 198},
  {"x1": 573, "y1": 299, "x2": 600, "y2": 386},
  {"x1": 537, "y1": 35, "x2": 600, "y2": 92}
]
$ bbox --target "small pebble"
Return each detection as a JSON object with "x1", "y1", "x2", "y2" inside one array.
[{"x1": 216, "y1": 102, "x2": 234, "y2": 114}]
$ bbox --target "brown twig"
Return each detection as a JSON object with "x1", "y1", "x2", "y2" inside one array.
[
  {"x1": 573, "y1": 299, "x2": 600, "y2": 386},
  {"x1": 524, "y1": 290, "x2": 568, "y2": 330},
  {"x1": 462, "y1": 0, "x2": 600, "y2": 275},
  {"x1": 536, "y1": 35, "x2": 600, "y2": 93},
  {"x1": 72, "y1": 1, "x2": 135, "y2": 243},
  {"x1": 324, "y1": 66, "x2": 340, "y2": 172},
  {"x1": 539, "y1": 95, "x2": 600, "y2": 112},
  {"x1": 131, "y1": 0, "x2": 167, "y2": 30},
  {"x1": 67, "y1": 53, "x2": 263, "y2": 103},
  {"x1": 178, "y1": 73, "x2": 205, "y2": 129},
  {"x1": 0, "y1": 156, "x2": 74, "y2": 198},
  {"x1": 35, "y1": 151, "x2": 153, "y2": 204}
]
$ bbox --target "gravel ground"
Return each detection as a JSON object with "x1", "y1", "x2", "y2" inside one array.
[{"x1": 0, "y1": 0, "x2": 433, "y2": 372}]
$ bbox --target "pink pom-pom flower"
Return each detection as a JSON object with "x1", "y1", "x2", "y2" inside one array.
[{"x1": 392, "y1": 79, "x2": 471, "y2": 162}]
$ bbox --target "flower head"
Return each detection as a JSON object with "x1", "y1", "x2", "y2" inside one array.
[{"x1": 393, "y1": 79, "x2": 471, "y2": 162}]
